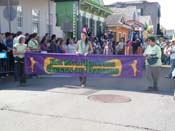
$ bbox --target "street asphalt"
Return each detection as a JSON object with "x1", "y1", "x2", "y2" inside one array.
[{"x1": 0, "y1": 67, "x2": 175, "y2": 131}]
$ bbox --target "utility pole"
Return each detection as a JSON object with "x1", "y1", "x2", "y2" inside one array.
[
  {"x1": 7, "y1": 0, "x2": 11, "y2": 32},
  {"x1": 0, "y1": 14, "x2": 1, "y2": 33},
  {"x1": 48, "y1": 0, "x2": 51, "y2": 38}
]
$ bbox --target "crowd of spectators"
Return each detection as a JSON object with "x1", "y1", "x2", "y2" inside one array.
[{"x1": 1, "y1": 30, "x2": 174, "y2": 82}]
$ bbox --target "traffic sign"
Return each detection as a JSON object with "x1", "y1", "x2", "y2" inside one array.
[{"x1": 3, "y1": 6, "x2": 17, "y2": 21}]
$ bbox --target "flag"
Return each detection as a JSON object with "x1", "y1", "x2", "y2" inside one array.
[{"x1": 144, "y1": 22, "x2": 148, "y2": 30}]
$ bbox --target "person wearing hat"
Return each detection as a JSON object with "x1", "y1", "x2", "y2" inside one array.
[
  {"x1": 166, "y1": 38, "x2": 175, "y2": 78},
  {"x1": 143, "y1": 36, "x2": 162, "y2": 91}
]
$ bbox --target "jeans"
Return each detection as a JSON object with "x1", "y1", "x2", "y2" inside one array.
[
  {"x1": 14, "y1": 63, "x2": 18, "y2": 81},
  {"x1": 169, "y1": 59, "x2": 175, "y2": 77},
  {"x1": 146, "y1": 65, "x2": 160, "y2": 88},
  {"x1": 79, "y1": 77, "x2": 87, "y2": 85}
]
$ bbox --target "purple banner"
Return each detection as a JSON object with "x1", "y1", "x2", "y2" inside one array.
[{"x1": 25, "y1": 53, "x2": 144, "y2": 78}]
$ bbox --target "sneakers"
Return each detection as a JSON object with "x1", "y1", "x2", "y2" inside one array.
[
  {"x1": 0, "y1": 76, "x2": 6, "y2": 79},
  {"x1": 19, "y1": 83, "x2": 28, "y2": 87},
  {"x1": 80, "y1": 84, "x2": 85, "y2": 88},
  {"x1": 152, "y1": 87, "x2": 159, "y2": 92},
  {"x1": 164, "y1": 76, "x2": 171, "y2": 79},
  {"x1": 144, "y1": 87, "x2": 153, "y2": 92}
]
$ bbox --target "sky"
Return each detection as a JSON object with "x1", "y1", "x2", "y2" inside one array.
[{"x1": 103, "y1": 0, "x2": 174, "y2": 30}]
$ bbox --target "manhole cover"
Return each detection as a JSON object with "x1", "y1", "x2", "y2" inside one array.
[{"x1": 88, "y1": 94, "x2": 131, "y2": 103}]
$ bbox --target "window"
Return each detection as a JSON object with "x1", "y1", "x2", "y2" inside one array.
[
  {"x1": 32, "y1": 9, "x2": 40, "y2": 33},
  {"x1": 137, "y1": 9, "x2": 143, "y2": 16},
  {"x1": 118, "y1": 32, "x2": 122, "y2": 41},
  {"x1": 137, "y1": 9, "x2": 141, "y2": 16},
  {"x1": 86, "y1": 18, "x2": 89, "y2": 27},
  {"x1": 141, "y1": 8, "x2": 143, "y2": 16},
  {"x1": 47, "y1": 13, "x2": 53, "y2": 34},
  {"x1": 82, "y1": 16, "x2": 86, "y2": 27},
  {"x1": 123, "y1": 33, "x2": 126, "y2": 42},
  {"x1": 133, "y1": 11, "x2": 136, "y2": 20},
  {"x1": 17, "y1": 6, "x2": 23, "y2": 28}
]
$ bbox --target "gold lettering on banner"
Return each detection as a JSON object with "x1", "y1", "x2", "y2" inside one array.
[
  {"x1": 92, "y1": 59, "x2": 122, "y2": 76},
  {"x1": 29, "y1": 57, "x2": 38, "y2": 73},
  {"x1": 129, "y1": 60, "x2": 139, "y2": 76}
]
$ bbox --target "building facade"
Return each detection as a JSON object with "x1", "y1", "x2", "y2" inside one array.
[
  {"x1": 0, "y1": 0, "x2": 111, "y2": 38},
  {"x1": 107, "y1": 0, "x2": 161, "y2": 35},
  {"x1": 0, "y1": 0, "x2": 63, "y2": 37},
  {"x1": 55, "y1": 0, "x2": 112, "y2": 39},
  {"x1": 165, "y1": 30, "x2": 175, "y2": 40},
  {"x1": 106, "y1": 14, "x2": 132, "y2": 42}
]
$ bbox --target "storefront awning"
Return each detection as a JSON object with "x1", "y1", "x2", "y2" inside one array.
[
  {"x1": 126, "y1": 20, "x2": 144, "y2": 27},
  {"x1": 108, "y1": 24, "x2": 132, "y2": 30}
]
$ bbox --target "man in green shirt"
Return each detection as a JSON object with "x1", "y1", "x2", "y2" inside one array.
[{"x1": 143, "y1": 36, "x2": 162, "y2": 91}]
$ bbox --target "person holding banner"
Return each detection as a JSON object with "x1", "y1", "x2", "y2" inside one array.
[
  {"x1": 13, "y1": 36, "x2": 29, "y2": 86},
  {"x1": 143, "y1": 36, "x2": 162, "y2": 92},
  {"x1": 76, "y1": 32, "x2": 93, "y2": 88}
]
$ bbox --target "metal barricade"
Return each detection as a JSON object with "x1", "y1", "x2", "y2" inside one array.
[{"x1": 0, "y1": 52, "x2": 14, "y2": 75}]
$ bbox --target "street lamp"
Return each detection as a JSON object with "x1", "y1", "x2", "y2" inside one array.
[{"x1": 0, "y1": 14, "x2": 1, "y2": 33}]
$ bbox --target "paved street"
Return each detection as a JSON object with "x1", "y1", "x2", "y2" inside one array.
[{"x1": 0, "y1": 67, "x2": 175, "y2": 131}]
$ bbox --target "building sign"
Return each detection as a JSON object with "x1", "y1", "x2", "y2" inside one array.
[{"x1": 25, "y1": 53, "x2": 144, "y2": 78}]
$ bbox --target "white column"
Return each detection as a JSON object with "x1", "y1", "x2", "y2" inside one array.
[
  {"x1": 94, "y1": 20, "x2": 97, "y2": 36},
  {"x1": 87, "y1": 18, "x2": 90, "y2": 29},
  {"x1": 92, "y1": 15, "x2": 99, "y2": 36}
]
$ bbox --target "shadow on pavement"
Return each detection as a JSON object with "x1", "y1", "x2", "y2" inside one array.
[{"x1": 1, "y1": 67, "x2": 174, "y2": 96}]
